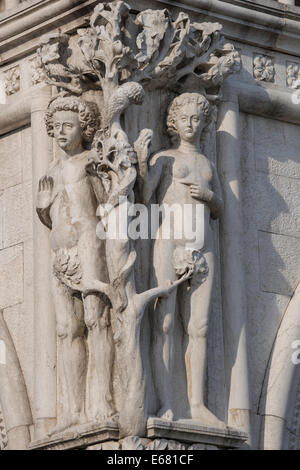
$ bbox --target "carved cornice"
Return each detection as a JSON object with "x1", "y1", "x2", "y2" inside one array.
[{"x1": 1, "y1": 0, "x2": 300, "y2": 65}]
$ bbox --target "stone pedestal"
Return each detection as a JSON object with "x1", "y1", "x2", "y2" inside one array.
[
  {"x1": 146, "y1": 418, "x2": 247, "y2": 450},
  {"x1": 28, "y1": 422, "x2": 119, "y2": 451},
  {"x1": 28, "y1": 419, "x2": 247, "y2": 451}
]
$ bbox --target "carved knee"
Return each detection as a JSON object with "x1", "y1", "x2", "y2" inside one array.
[{"x1": 188, "y1": 321, "x2": 208, "y2": 340}]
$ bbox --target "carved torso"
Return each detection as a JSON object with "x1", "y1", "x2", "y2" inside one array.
[
  {"x1": 48, "y1": 152, "x2": 99, "y2": 252},
  {"x1": 153, "y1": 150, "x2": 214, "y2": 249}
]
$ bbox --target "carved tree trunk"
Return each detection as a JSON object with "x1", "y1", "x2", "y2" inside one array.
[{"x1": 115, "y1": 295, "x2": 148, "y2": 437}]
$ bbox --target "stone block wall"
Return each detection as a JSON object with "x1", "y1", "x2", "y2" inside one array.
[{"x1": 0, "y1": 126, "x2": 34, "y2": 412}]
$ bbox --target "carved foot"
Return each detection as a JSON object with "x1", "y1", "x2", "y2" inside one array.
[
  {"x1": 190, "y1": 405, "x2": 225, "y2": 428},
  {"x1": 157, "y1": 407, "x2": 174, "y2": 421}
]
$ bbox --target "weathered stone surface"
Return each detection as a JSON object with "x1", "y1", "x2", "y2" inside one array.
[
  {"x1": 3, "y1": 301, "x2": 34, "y2": 412},
  {"x1": 3, "y1": 181, "x2": 33, "y2": 248},
  {"x1": 0, "y1": 130, "x2": 22, "y2": 190},
  {"x1": 0, "y1": 244, "x2": 23, "y2": 308},
  {"x1": 21, "y1": 126, "x2": 32, "y2": 183},
  {"x1": 240, "y1": 111, "x2": 299, "y2": 413},
  {"x1": 248, "y1": 291, "x2": 290, "y2": 410},
  {"x1": 258, "y1": 231, "x2": 300, "y2": 296},
  {"x1": 147, "y1": 418, "x2": 247, "y2": 449},
  {"x1": 254, "y1": 116, "x2": 300, "y2": 179}
]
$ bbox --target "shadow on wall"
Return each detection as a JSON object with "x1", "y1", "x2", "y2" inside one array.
[{"x1": 238, "y1": 64, "x2": 300, "y2": 448}]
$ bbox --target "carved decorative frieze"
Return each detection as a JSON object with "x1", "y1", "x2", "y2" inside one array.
[
  {"x1": 286, "y1": 61, "x2": 300, "y2": 89},
  {"x1": 4, "y1": 66, "x2": 20, "y2": 95},
  {"x1": 253, "y1": 54, "x2": 275, "y2": 82},
  {"x1": 29, "y1": 56, "x2": 47, "y2": 86}
]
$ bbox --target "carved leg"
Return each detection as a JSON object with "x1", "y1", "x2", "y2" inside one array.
[
  {"x1": 152, "y1": 293, "x2": 177, "y2": 420},
  {"x1": 84, "y1": 294, "x2": 115, "y2": 423},
  {"x1": 181, "y1": 251, "x2": 222, "y2": 426},
  {"x1": 52, "y1": 277, "x2": 86, "y2": 432},
  {"x1": 152, "y1": 240, "x2": 177, "y2": 421}
]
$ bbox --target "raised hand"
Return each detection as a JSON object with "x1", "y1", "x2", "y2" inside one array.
[{"x1": 37, "y1": 175, "x2": 54, "y2": 209}]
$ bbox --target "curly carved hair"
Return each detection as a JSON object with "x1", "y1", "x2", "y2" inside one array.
[
  {"x1": 45, "y1": 96, "x2": 100, "y2": 143},
  {"x1": 166, "y1": 93, "x2": 211, "y2": 137}
]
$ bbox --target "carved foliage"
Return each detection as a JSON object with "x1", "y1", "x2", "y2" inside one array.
[
  {"x1": 4, "y1": 66, "x2": 20, "y2": 95},
  {"x1": 38, "y1": 1, "x2": 240, "y2": 97},
  {"x1": 286, "y1": 61, "x2": 300, "y2": 89},
  {"x1": 253, "y1": 54, "x2": 275, "y2": 83},
  {"x1": 29, "y1": 56, "x2": 47, "y2": 86}
]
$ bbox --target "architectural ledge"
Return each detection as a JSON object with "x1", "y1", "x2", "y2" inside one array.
[{"x1": 147, "y1": 418, "x2": 248, "y2": 449}]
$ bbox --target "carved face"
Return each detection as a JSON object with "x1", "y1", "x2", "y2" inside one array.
[
  {"x1": 175, "y1": 103, "x2": 206, "y2": 143},
  {"x1": 53, "y1": 110, "x2": 83, "y2": 154}
]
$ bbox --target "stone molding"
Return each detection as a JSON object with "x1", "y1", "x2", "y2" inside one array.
[
  {"x1": 28, "y1": 419, "x2": 247, "y2": 450},
  {"x1": 1, "y1": 0, "x2": 300, "y2": 65}
]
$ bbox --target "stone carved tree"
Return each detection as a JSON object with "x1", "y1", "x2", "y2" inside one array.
[{"x1": 37, "y1": 0, "x2": 240, "y2": 438}]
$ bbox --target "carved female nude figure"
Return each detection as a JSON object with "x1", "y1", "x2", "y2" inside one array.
[
  {"x1": 136, "y1": 93, "x2": 223, "y2": 424},
  {"x1": 36, "y1": 96, "x2": 114, "y2": 430}
]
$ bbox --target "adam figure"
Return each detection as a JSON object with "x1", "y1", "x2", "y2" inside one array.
[{"x1": 37, "y1": 96, "x2": 114, "y2": 430}]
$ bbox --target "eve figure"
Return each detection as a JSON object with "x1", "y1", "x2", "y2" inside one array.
[
  {"x1": 37, "y1": 96, "x2": 115, "y2": 430},
  {"x1": 135, "y1": 93, "x2": 223, "y2": 425}
]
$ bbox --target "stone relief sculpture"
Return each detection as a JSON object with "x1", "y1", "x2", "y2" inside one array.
[
  {"x1": 253, "y1": 54, "x2": 275, "y2": 83},
  {"x1": 286, "y1": 62, "x2": 300, "y2": 89},
  {"x1": 4, "y1": 66, "x2": 20, "y2": 96},
  {"x1": 37, "y1": 96, "x2": 115, "y2": 429},
  {"x1": 32, "y1": 0, "x2": 242, "y2": 448},
  {"x1": 135, "y1": 92, "x2": 223, "y2": 425}
]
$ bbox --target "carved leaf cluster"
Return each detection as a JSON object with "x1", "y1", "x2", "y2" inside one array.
[
  {"x1": 37, "y1": 1, "x2": 241, "y2": 96},
  {"x1": 53, "y1": 248, "x2": 82, "y2": 286},
  {"x1": 5, "y1": 66, "x2": 20, "y2": 96},
  {"x1": 286, "y1": 62, "x2": 300, "y2": 89},
  {"x1": 253, "y1": 54, "x2": 275, "y2": 83}
]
